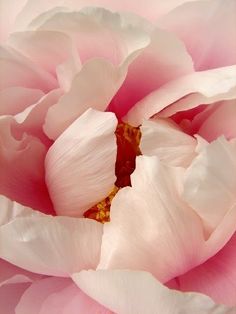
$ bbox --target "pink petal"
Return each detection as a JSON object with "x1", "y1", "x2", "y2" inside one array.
[
  {"x1": 197, "y1": 100, "x2": 236, "y2": 141},
  {"x1": 158, "y1": 0, "x2": 236, "y2": 70},
  {"x1": 13, "y1": 0, "x2": 208, "y2": 32},
  {"x1": 8, "y1": 30, "x2": 77, "y2": 76},
  {"x1": 39, "y1": 281, "x2": 112, "y2": 314},
  {"x1": 183, "y1": 137, "x2": 236, "y2": 232},
  {"x1": 0, "y1": 259, "x2": 42, "y2": 287},
  {"x1": 177, "y1": 232, "x2": 236, "y2": 307},
  {"x1": 0, "y1": 46, "x2": 57, "y2": 92},
  {"x1": 15, "y1": 277, "x2": 71, "y2": 314},
  {"x1": 37, "y1": 8, "x2": 149, "y2": 66},
  {"x1": 0, "y1": 283, "x2": 31, "y2": 314},
  {"x1": 15, "y1": 89, "x2": 62, "y2": 146},
  {"x1": 44, "y1": 59, "x2": 126, "y2": 140},
  {"x1": 126, "y1": 65, "x2": 236, "y2": 126},
  {"x1": 99, "y1": 155, "x2": 205, "y2": 282},
  {"x1": 45, "y1": 109, "x2": 117, "y2": 217},
  {"x1": 0, "y1": 116, "x2": 53, "y2": 214},
  {"x1": 0, "y1": 214, "x2": 103, "y2": 276},
  {"x1": 140, "y1": 118, "x2": 196, "y2": 167},
  {"x1": 108, "y1": 26, "x2": 193, "y2": 117},
  {"x1": 0, "y1": 87, "x2": 44, "y2": 116},
  {"x1": 73, "y1": 269, "x2": 234, "y2": 314}
]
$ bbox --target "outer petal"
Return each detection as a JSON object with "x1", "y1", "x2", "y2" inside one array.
[
  {"x1": 157, "y1": 0, "x2": 236, "y2": 70},
  {"x1": 176, "y1": 232, "x2": 236, "y2": 307},
  {"x1": 12, "y1": 0, "x2": 208, "y2": 31},
  {"x1": 45, "y1": 109, "x2": 117, "y2": 217},
  {"x1": 0, "y1": 214, "x2": 103, "y2": 276},
  {"x1": 0, "y1": 87, "x2": 44, "y2": 116},
  {"x1": 73, "y1": 269, "x2": 235, "y2": 314},
  {"x1": 125, "y1": 65, "x2": 236, "y2": 126},
  {"x1": 0, "y1": 46, "x2": 57, "y2": 92},
  {"x1": 140, "y1": 118, "x2": 196, "y2": 167},
  {"x1": 44, "y1": 59, "x2": 126, "y2": 140},
  {"x1": 99, "y1": 155, "x2": 205, "y2": 282},
  {"x1": 8, "y1": 30, "x2": 78, "y2": 76},
  {"x1": 0, "y1": 116, "x2": 53, "y2": 214},
  {"x1": 36, "y1": 8, "x2": 150, "y2": 65},
  {"x1": 183, "y1": 137, "x2": 236, "y2": 232}
]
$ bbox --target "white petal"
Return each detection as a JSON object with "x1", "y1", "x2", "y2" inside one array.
[
  {"x1": 140, "y1": 118, "x2": 196, "y2": 167},
  {"x1": 183, "y1": 137, "x2": 236, "y2": 232},
  {"x1": 0, "y1": 214, "x2": 103, "y2": 276},
  {"x1": 45, "y1": 108, "x2": 117, "y2": 217},
  {"x1": 99, "y1": 155, "x2": 205, "y2": 282},
  {"x1": 73, "y1": 269, "x2": 234, "y2": 314}
]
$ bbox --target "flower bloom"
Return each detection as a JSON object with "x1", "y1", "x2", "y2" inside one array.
[{"x1": 0, "y1": 0, "x2": 236, "y2": 312}]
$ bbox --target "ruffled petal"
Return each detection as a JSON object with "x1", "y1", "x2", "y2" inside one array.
[
  {"x1": 0, "y1": 46, "x2": 57, "y2": 92},
  {"x1": 158, "y1": 0, "x2": 236, "y2": 70},
  {"x1": 44, "y1": 59, "x2": 126, "y2": 140},
  {"x1": 36, "y1": 8, "x2": 149, "y2": 66},
  {"x1": 126, "y1": 65, "x2": 236, "y2": 126},
  {"x1": 45, "y1": 109, "x2": 117, "y2": 217},
  {"x1": 0, "y1": 213, "x2": 103, "y2": 276},
  {"x1": 140, "y1": 118, "x2": 196, "y2": 167},
  {"x1": 108, "y1": 26, "x2": 193, "y2": 117},
  {"x1": 73, "y1": 269, "x2": 234, "y2": 314},
  {"x1": 8, "y1": 30, "x2": 78, "y2": 77},
  {"x1": 99, "y1": 155, "x2": 205, "y2": 282},
  {"x1": 0, "y1": 116, "x2": 53, "y2": 214}
]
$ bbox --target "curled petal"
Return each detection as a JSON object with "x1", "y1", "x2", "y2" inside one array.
[{"x1": 45, "y1": 109, "x2": 117, "y2": 217}]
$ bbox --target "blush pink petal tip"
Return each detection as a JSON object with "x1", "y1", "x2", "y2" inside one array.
[{"x1": 72, "y1": 269, "x2": 236, "y2": 314}]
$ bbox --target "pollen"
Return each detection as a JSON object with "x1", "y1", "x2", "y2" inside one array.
[{"x1": 83, "y1": 122, "x2": 141, "y2": 223}]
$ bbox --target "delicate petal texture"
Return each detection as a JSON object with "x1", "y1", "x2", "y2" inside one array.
[
  {"x1": 12, "y1": 0, "x2": 206, "y2": 33},
  {"x1": 108, "y1": 26, "x2": 194, "y2": 117},
  {"x1": 0, "y1": 0, "x2": 27, "y2": 42},
  {"x1": 0, "y1": 215, "x2": 103, "y2": 276},
  {"x1": 183, "y1": 137, "x2": 236, "y2": 232},
  {"x1": 44, "y1": 59, "x2": 126, "y2": 140},
  {"x1": 46, "y1": 109, "x2": 117, "y2": 217},
  {"x1": 0, "y1": 195, "x2": 43, "y2": 226},
  {"x1": 99, "y1": 156, "x2": 205, "y2": 282},
  {"x1": 36, "y1": 8, "x2": 150, "y2": 65},
  {"x1": 140, "y1": 118, "x2": 196, "y2": 167},
  {"x1": 0, "y1": 87, "x2": 44, "y2": 116},
  {"x1": 0, "y1": 46, "x2": 57, "y2": 92},
  {"x1": 15, "y1": 89, "x2": 62, "y2": 146},
  {"x1": 197, "y1": 100, "x2": 236, "y2": 141},
  {"x1": 73, "y1": 270, "x2": 235, "y2": 314},
  {"x1": 177, "y1": 232, "x2": 236, "y2": 307},
  {"x1": 8, "y1": 30, "x2": 77, "y2": 76},
  {"x1": 157, "y1": 0, "x2": 236, "y2": 70},
  {"x1": 0, "y1": 116, "x2": 53, "y2": 214},
  {"x1": 125, "y1": 65, "x2": 236, "y2": 125}
]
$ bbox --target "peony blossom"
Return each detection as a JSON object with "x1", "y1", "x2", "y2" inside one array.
[{"x1": 0, "y1": 0, "x2": 236, "y2": 313}]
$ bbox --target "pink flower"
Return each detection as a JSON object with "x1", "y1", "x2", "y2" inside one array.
[{"x1": 0, "y1": 0, "x2": 236, "y2": 312}]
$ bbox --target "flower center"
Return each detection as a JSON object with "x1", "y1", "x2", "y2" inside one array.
[{"x1": 83, "y1": 122, "x2": 141, "y2": 223}]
